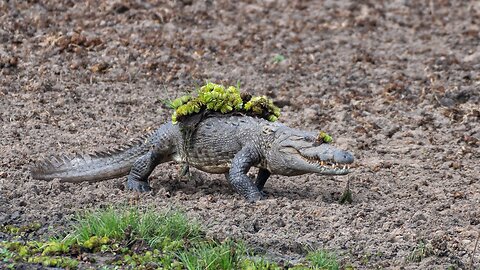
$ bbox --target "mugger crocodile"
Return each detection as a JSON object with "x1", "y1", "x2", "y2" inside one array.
[{"x1": 31, "y1": 114, "x2": 354, "y2": 202}]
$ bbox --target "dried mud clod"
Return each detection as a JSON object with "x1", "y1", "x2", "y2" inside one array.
[
  {"x1": 53, "y1": 32, "x2": 103, "y2": 51},
  {"x1": 90, "y1": 62, "x2": 110, "y2": 73},
  {"x1": 0, "y1": 55, "x2": 18, "y2": 69}
]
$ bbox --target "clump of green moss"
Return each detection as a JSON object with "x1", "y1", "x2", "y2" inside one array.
[
  {"x1": 80, "y1": 236, "x2": 110, "y2": 251},
  {"x1": 27, "y1": 255, "x2": 79, "y2": 268},
  {"x1": 317, "y1": 131, "x2": 333, "y2": 144},
  {"x1": 167, "y1": 94, "x2": 192, "y2": 110},
  {"x1": 199, "y1": 83, "x2": 243, "y2": 113},
  {"x1": 244, "y1": 96, "x2": 281, "y2": 122},
  {"x1": 41, "y1": 241, "x2": 70, "y2": 255},
  {"x1": 0, "y1": 223, "x2": 42, "y2": 235},
  {"x1": 117, "y1": 249, "x2": 183, "y2": 269},
  {"x1": 166, "y1": 82, "x2": 280, "y2": 124},
  {"x1": 0, "y1": 240, "x2": 78, "y2": 269}
]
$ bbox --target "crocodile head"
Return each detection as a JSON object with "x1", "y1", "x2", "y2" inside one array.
[{"x1": 266, "y1": 127, "x2": 354, "y2": 176}]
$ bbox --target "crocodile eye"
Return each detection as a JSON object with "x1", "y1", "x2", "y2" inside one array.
[{"x1": 303, "y1": 136, "x2": 315, "y2": 142}]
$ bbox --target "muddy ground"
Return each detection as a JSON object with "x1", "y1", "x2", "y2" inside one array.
[{"x1": 1, "y1": 0, "x2": 479, "y2": 269}]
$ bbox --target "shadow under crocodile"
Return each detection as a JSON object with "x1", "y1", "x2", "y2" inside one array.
[{"x1": 145, "y1": 170, "x2": 354, "y2": 203}]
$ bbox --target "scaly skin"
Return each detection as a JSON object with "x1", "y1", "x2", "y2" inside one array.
[{"x1": 31, "y1": 115, "x2": 354, "y2": 202}]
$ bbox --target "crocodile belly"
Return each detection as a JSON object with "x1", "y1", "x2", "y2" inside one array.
[
  {"x1": 189, "y1": 159, "x2": 232, "y2": 174},
  {"x1": 187, "y1": 153, "x2": 233, "y2": 174}
]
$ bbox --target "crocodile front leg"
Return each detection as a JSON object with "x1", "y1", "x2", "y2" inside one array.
[
  {"x1": 228, "y1": 147, "x2": 263, "y2": 202},
  {"x1": 255, "y1": 168, "x2": 271, "y2": 191},
  {"x1": 224, "y1": 168, "x2": 270, "y2": 192}
]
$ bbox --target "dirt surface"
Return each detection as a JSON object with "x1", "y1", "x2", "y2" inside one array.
[{"x1": 1, "y1": 0, "x2": 479, "y2": 268}]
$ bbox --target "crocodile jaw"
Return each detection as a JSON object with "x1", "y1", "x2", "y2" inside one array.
[
  {"x1": 299, "y1": 144, "x2": 354, "y2": 175},
  {"x1": 267, "y1": 130, "x2": 354, "y2": 176},
  {"x1": 301, "y1": 156, "x2": 351, "y2": 175}
]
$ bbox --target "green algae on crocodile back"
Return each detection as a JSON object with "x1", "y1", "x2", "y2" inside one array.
[
  {"x1": 243, "y1": 95, "x2": 281, "y2": 122},
  {"x1": 167, "y1": 82, "x2": 280, "y2": 124}
]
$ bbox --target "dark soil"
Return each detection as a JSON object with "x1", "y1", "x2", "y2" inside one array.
[{"x1": 1, "y1": 0, "x2": 479, "y2": 269}]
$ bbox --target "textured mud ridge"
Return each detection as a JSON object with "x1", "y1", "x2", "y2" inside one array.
[{"x1": 1, "y1": 1, "x2": 479, "y2": 269}]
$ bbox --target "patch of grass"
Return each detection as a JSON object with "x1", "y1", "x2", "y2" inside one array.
[
  {"x1": 241, "y1": 257, "x2": 282, "y2": 270},
  {"x1": 407, "y1": 241, "x2": 433, "y2": 262},
  {"x1": 1, "y1": 206, "x2": 349, "y2": 269},
  {"x1": 339, "y1": 188, "x2": 353, "y2": 204},
  {"x1": 178, "y1": 240, "x2": 240, "y2": 270},
  {"x1": 307, "y1": 249, "x2": 340, "y2": 270},
  {"x1": 272, "y1": 54, "x2": 286, "y2": 63},
  {"x1": 72, "y1": 206, "x2": 202, "y2": 251},
  {"x1": 0, "y1": 207, "x2": 202, "y2": 269},
  {"x1": 0, "y1": 246, "x2": 16, "y2": 260},
  {"x1": 1, "y1": 206, "x2": 288, "y2": 269}
]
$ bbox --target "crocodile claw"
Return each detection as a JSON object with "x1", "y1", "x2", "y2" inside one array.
[{"x1": 126, "y1": 179, "x2": 152, "y2": 192}]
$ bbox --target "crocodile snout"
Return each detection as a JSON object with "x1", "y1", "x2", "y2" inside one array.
[{"x1": 334, "y1": 150, "x2": 354, "y2": 164}]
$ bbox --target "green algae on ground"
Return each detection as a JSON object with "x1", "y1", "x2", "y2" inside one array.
[
  {"x1": 0, "y1": 240, "x2": 78, "y2": 269},
  {"x1": 41, "y1": 241, "x2": 70, "y2": 255},
  {"x1": 27, "y1": 255, "x2": 80, "y2": 269},
  {"x1": 0, "y1": 206, "x2": 338, "y2": 269},
  {"x1": 167, "y1": 82, "x2": 280, "y2": 124},
  {"x1": 80, "y1": 235, "x2": 110, "y2": 251},
  {"x1": 0, "y1": 222, "x2": 42, "y2": 235},
  {"x1": 116, "y1": 248, "x2": 183, "y2": 269}
]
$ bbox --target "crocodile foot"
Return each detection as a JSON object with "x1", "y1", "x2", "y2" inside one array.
[
  {"x1": 260, "y1": 190, "x2": 270, "y2": 197},
  {"x1": 126, "y1": 179, "x2": 151, "y2": 192},
  {"x1": 246, "y1": 192, "x2": 264, "y2": 203}
]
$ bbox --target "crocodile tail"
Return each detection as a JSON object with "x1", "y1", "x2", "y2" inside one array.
[{"x1": 30, "y1": 135, "x2": 152, "y2": 183}]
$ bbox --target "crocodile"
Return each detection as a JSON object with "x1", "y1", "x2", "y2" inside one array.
[{"x1": 31, "y1": 114, "x2": 354, "y2": 202}]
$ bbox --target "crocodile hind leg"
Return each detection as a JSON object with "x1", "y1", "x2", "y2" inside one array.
[
  {"x1": 126, "y1": 150, "x2": 159, "y2": 192},
  {"x1": 228, "y1": 147, "x2": 263, "y2": 202},
  {"x1": 126, "y1": 123, "x2": 177, "y2": 192}
]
